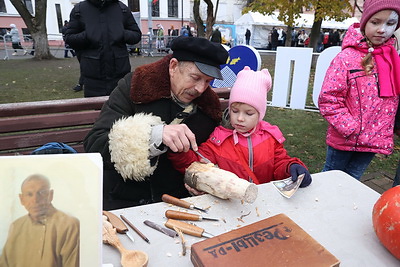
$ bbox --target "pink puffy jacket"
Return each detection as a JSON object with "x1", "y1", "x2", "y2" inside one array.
[{"x1": 318, "y1": 23, "x2": 399, "y2": 155}]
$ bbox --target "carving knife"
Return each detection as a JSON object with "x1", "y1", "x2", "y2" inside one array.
[
  {"x1": 102, "y1": 211, "x2": 135, "y2": 243},
  {"x1": 143, "y1": 220, "x2": 178, "y2": 238},
  {"x1": 162, "y1": 194, "x2": 208, "y2": 213},
  {"x1": 165, "y1": 219, "x2": 214, "y2": 238},
  {"x1": 193, "y1": 150, "x2": 212, "y2": 164},
  {"x1": 165, "y1": 210, "x2": 219, "y2": 221}
]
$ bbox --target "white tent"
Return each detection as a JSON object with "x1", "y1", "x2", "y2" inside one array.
[{"x1": 235, "y1": 12, "x2": 359, "y2": 49}]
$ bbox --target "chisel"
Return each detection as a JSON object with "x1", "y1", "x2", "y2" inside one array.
[
  {"x1": 162, "y1": 194, "x2": 208, "y2": 213},
  {"x1": 102, "y1": 211, "x2": 135, "y2": 243},
  {"x1": 165, "y1": 219, "x2": 214, "y2": 238},
  {"x1": 143, "y1": 220, "x2": 178, "y2": 238},
  {"x1": 165, "y1": 210, "x2": 219, "y2": 221}
]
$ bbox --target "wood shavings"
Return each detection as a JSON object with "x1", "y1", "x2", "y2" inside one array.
[
  {"x1": 204, "y1": 205, "x2": 211, "y2": 210},
  {"x1": 240, "y1": 211, "x2": 251, "y2": 219},
  {"x1": 237, "y1": 217, "x2": 245, "y2": 223},
  {"x1": 173, "y1": 226, "x2": 186, "y2": 256},
  {"x1": 222, "y1": 218, "x2": 226, "y2": 223},
  {"x1": 241, "y1": 199, "x2": 244, "y2": 204},
  {"x1": 255, "y1": 207, "x2": 260, "y2": 217},
  {"x1": 236, "y1": 224, "x2": 242, "y2": 227}
]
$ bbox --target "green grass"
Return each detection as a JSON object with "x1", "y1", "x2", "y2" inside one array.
[{"x1": 0, "y1": 56, "x2": 398, "y2": 179}]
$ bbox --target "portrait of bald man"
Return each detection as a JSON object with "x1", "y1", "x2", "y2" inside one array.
[{"x1": 0, "y1": 174, "x2": 80, "y2": 267}]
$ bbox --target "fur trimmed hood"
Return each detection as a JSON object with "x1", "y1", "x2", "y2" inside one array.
[{"x1": 130, "y1": 55, "x2": 222, "y2": 123}]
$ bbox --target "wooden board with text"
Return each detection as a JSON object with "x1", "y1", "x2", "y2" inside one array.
[{"x1": 191, "y1": 213, "x2": 340, "y2": 267}]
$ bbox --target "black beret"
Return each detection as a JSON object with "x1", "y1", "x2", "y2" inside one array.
[{"x1": 171, "y1": 36, "x2": 229, "y2": 79}]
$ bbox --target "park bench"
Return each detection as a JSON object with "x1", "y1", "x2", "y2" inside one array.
[{"x1": 0, "y1": 88, "x2": 230, "y2": 155}]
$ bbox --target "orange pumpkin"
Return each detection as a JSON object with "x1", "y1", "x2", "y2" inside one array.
[{"x1": 372, "y1": 186, "x2": 400, "y2": 259}]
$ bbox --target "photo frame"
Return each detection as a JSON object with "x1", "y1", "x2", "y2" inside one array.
[{"x1": 0, "y1": 153, "x2": 103, "y2": 266}]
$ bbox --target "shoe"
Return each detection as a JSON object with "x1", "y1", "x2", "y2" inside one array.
[
  {"x1": 23, "y1": 50, "x2": 28, "y2": 55},
  {"x1": 12, "y1": 52, "x2": 17, "y2": 56},
  {"x1": 73, "y1": 84, "x2": 83, "y2": 92}
]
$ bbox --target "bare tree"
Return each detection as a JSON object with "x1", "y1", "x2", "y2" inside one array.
[
  {"x1": 10, "y1": 0, "x2": 53, "y2": 59},
  {"x1": 193, "y1": 0, "x2": 220, "y2": 39}
]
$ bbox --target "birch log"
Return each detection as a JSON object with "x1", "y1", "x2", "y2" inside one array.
[{"x1": 184, "y1": 162, "x2": 258, "y2": 203}]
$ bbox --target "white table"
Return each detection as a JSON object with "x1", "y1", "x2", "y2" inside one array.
[{"x1": 102, "y1": 170, "x2": 399, "y2": 267}]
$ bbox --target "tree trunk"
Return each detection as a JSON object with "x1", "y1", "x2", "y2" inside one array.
[
  {"x1": 285, "y1": 25, "x2": 294, "y2": 47},
  {"x1": 10, "y1": 0, "x2": 54, "y2": 59},
  {"x1": 309, "y1": 19, "x2": 322, "y2": 52},
  {"x1": 184, "y1": 162, "x2": 258, "y2": 203},
  {"x1": 204, "y1": 0, "x2": 215, "y2": 40},
  {"x1": 193, "y1": 0, "x2": 205, "y2": 38}
]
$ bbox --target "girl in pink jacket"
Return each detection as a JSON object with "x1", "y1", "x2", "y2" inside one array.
[
  {"x1": 318, "y1": 0, "x2": 400, "y2": 180},
  {"x1": 169, "y1": 66, "x2": 312, "y2": 187}
]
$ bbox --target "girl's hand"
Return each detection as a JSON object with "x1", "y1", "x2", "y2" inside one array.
[{"x1": 184, "y1": 183, "x2": 206, "y2": 196}]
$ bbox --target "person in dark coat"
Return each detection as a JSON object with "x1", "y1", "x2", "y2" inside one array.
[
  {"x1": 61, "y1": 20, "x2": 76, "y2": 58},
  {"x1": 245, "y1": 28, "x2": 251, "y2": 45},
  {"x1": 210, "y1": 27, "x2": 222, "y2": 43},
  {"x1": 84, "y1": 36, "x2": 229, "y2": 210},
  {"x1": 65, "y1": 0, "x2": 142, "y2": 97},
  {"x1": 271, "y1": 28, "x2": 279, "y2": 50}
]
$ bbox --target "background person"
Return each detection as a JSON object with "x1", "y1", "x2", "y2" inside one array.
[
  {"x1": 245, "y1": 28, "x2": 251, "y2": 45},
  {"x1": 0, "y1": 174, "x2": 80, "y2": 267},
  {"x1": 65, "y1": 0, "x2": 142, "y2": 97},
  {"x1": 169, "y1": 66, "x2": 312, "y2": 188},
  {"x1": 318, "y1": 0, "x2": 400, "y2": 180},
  {"x1": 210, "y1": 27, "x2": 222, "y2": 43},
  {"x1": 61, "y1": 20, "x2": 76, "y2": 58},
  {"x1": 84, "y1": 36, "x2": 229, "y2": 210},
  {"x1": 7, "y1": 24, "x2": 27, "y2": 56}
]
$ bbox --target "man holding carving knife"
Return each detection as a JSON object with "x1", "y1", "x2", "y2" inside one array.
[{"x1": 84, "y1": 36, "x2": 229, "y2": 210}]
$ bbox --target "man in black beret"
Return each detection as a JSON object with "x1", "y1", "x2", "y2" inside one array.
[{"x1": 84, "y1": 36, "x2": 229, "y2": 210}]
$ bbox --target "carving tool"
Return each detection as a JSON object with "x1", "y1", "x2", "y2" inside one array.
[
  {"x1": 143, "y1": 220, "x2": 178, "y2": 238},
  {"x1": 162, "y1": 194, "x2": 208, "y2": 213},
  {"x1": 165, "y1": 210, "x2": 219, "y2": 221},
  {"x1": 120, "y1": 215, "x2": 150, "y2": 244},
  {"x1": 102, "y1": 211, "x2": 135, "y2": 243},
  {"x1": 165, "y1": 219, "x2": 214, "y2": 238},
  {"x1": 193, "y1": 150, "x2": 212, "y2": 164}
]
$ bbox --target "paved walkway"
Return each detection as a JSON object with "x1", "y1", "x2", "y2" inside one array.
[{"x1": 361, "y1": 172, "x2": 395, "y2": 194}]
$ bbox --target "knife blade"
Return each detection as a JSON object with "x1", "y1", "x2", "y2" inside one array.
[
  {"x1": 143, "y1": 220, "x2": 178, "y2": 238},
  {"x1": 193, "y1": 150, "x2": 212, "y2": 164},
  {"x1": 102, "y1": 211, "x2": 135, "y2": 243}
]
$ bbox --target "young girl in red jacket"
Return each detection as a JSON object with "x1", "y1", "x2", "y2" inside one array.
[
  {"x1": 318, "y1": 0, "x2": 400, "y2": 180},
  {"x1": 169, "y1": 66, "x2": 312, "y2": 187}
]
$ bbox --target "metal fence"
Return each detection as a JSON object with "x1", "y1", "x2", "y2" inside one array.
[{"x1": 0, "y1": 33, "x2": 179, "y2": 60}]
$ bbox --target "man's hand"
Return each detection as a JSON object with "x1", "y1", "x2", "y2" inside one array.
[
  {"x1": 290, "y1": 164, "x2": 312, "y2": 188},
  {"x1": 163, "y1": 124, "x2": 198, "y2": 152}
]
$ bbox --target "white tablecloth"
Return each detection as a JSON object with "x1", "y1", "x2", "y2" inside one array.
[{"x1": 103, "y1": 170, "x2": 399, "y2": 267}]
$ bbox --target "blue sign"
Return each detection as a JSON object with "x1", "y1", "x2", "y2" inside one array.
[{"x1": 212, "y1": 45, "x2": 261, "y2": 88}]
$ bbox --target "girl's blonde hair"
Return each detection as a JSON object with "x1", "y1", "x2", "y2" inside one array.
[{"x1": 361, "y1": 38, "x2": 374, "y2": 75}]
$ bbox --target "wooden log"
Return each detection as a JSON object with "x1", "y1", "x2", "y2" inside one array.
[{"x1": 184, "y1": 162, "x2": 258, "y2": 203}]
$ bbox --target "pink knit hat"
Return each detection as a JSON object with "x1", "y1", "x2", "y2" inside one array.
[
  {"x1": 229, "y1": 66, "x2": 272, "y2": 121},
  {"x1": 360, "y1": 0, "x2": 400, "y2": 32}
]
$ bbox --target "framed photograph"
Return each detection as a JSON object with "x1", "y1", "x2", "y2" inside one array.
[{"x1": 0, "y1": 153, "x2": 103, "y2": 267}]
